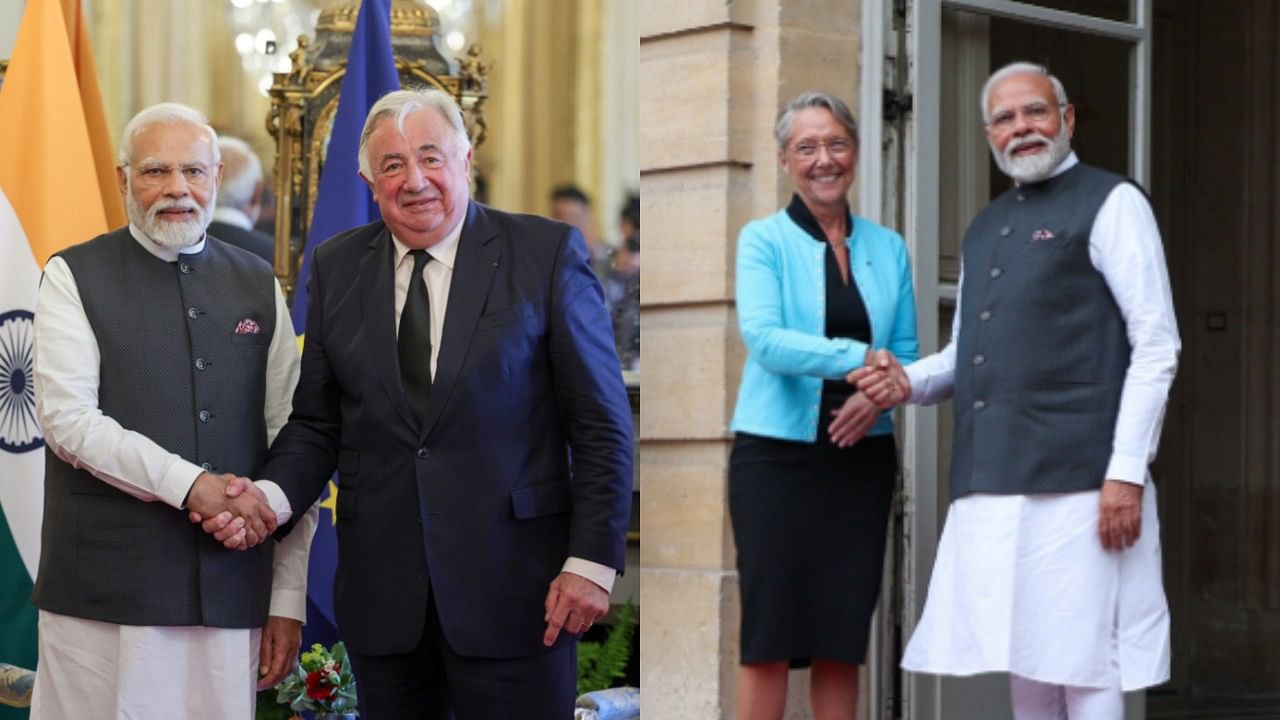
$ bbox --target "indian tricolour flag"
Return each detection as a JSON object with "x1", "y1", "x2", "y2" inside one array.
[{"x1": 0, "y1": 1, "x2": 122, "y2": 712}]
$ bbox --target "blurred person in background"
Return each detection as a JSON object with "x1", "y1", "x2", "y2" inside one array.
[
  {"x1": 209, "y1": 136, "x2": 275, "y2": 263},
  {"x1": 607, "y1": 193, "x2": 639, "y2": 371},
  {"x1": 551, "y1": 183, "x2": 610, "y2": 277}
]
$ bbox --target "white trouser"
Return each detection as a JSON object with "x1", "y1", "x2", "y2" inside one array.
[
  {"x1": 1009, "y1": 674, "x2": 1123, "y2": 720},
  {"x1": 31, "y1": 611, "x2": 261, "y2": 720}
]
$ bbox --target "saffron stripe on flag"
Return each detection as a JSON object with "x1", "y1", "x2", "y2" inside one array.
[{"x1": 0, "y1": 2, "x2": 119, "y2": 713}]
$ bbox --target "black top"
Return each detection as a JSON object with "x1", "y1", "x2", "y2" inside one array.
[{"x1": 785, "y1": 195, "x2": 871, "y2": 411}]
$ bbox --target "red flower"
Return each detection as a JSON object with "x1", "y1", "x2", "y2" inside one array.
[{"x1": 305, "y1": 669, "x2": 336, "y2": 700}]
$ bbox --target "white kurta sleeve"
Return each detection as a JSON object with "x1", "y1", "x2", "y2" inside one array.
[
  {"x1": 263, "y1": 280, "x2": 317, "y2": 620},
  {"x1": 1089, "y1": 184, "x2": 1181, "y2": 486},
  {"x1": 264, "y1": 279, "x2": 299, "y2": 445},
  {"x1": 269, "y1": 501, "x2": 317, "y2": 620},
  {"x1": 904, "y1": 268, "x2": 962, "y2": 405},
  {"x1": 34, "y1": 256, "x2": 205, "y2": 509}
]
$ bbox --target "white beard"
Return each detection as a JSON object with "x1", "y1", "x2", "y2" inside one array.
[
  {"x1": 991, "y1": 123, "x2": 1072, "y2": 184},
  {"x1": 125, "y1": 185, "x2": 214, "y2": 250}
]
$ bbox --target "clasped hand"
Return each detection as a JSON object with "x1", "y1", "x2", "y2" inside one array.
[
  {"x1": 186, "y1": 472, "x2": 276, "y2": 550},
  {"x1": 847, "y1": 349, "x2": 911, "y2": 409},
  {"x1": 828, "y1": 349, "x2": 912, "y2": 448}
]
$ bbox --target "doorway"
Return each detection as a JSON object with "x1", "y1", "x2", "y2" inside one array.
[{"x1": 1146, "y1": 1, "x2": 1280, "y2": 717}]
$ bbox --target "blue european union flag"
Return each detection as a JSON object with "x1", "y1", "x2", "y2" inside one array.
[{"x1": 293, "y1": 0, "x2": 400, "y2": 651}]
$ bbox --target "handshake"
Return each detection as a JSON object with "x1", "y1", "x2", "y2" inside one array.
[
  {"x1": 185, "y1": 472, "x2": 278, "y2": 550},
  {"x1": 849, "y1": 348, "x2": 911, "y2": 409},
  {"x1": 827, "y1": 349, "x2": 912, "y2": 449}
]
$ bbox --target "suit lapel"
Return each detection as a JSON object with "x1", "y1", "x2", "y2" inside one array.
[
  {"x1": 420, "y1": 201, "x2": 500, "y2": 441},
  {"x1": 357, "y1": 224, "x2": 419, "y2": 432}
]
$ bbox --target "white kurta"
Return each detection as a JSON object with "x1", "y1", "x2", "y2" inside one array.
[
  {"x1": 30, "y1": 227, "x2": 320, "y2": 719},
  {"x1": 901, "y1": 154, "x2": 1180, "y2": 691}
]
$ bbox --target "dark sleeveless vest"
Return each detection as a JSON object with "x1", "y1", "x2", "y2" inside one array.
[
  {"x1": 32, "y1": 228, "x2": 278, "y2": 628},
  {"x1": 948, "y1": 162, "x2": 1132, "y2": 500}
]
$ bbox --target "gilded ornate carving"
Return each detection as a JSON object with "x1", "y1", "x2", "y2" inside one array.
[
  {"x1": 457, "y1": 43, "x2": 490, "y2": 91},
  {"x1": 316, "y1": 0, "x2": 441, "y2": 37},
  {"x1": 287, "y1": 34, "x2": 311, "y2": 87}
]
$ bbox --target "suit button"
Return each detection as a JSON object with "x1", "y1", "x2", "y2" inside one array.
[
  {"x1": 979, "y1": 310, "x2": 992, "y2": 321},
  {"x1": 179, "y1": 262, "x2": 191, "y2": 274},
  {"x1": 417, "y1": 447, "x2": 429, "y2": 459},
  {"x1": 198, "y1": 410, "x2": 211, "y2": 422},
  {"x1": 1016, "y1": 193, "x2": 1026, "y2": 202},
  {"x1": 973, "y1": 355, "x2": 985, "y2": 366},
  {"x1": 195, "y1": 358, "x2": 206, "y2": 370},
  {"x1": 200, "y1": 462, "x2": 212, "y2": 472},
  {"x1": 1000, "y1": 226, "x2": 1012, "y2": 237},
  {"x1": 187, "y1": 307, "x2": 199, "y2": 319},
  {"x1": 974, "y1": 399, "x2": 986, "y2": 411},
  {"x1": 989, "y1": 267, "x2": 1002, "y2": 279}
]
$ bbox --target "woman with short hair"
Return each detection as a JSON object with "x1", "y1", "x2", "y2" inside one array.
[{"x1": 728, "y1": 91, "x2": 919, "y2": 719}]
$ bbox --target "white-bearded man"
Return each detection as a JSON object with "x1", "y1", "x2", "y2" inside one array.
[
  {"x1": 30, "y1": 103, "x2": 318, "y2": 719},
  {"x1": 853, "y1": 62, "x2": 1180, "y2": 719}
]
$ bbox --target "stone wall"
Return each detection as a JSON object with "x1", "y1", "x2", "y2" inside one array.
[{"x1": 640, "y1": 1, "x2": 863, "y2": 716}]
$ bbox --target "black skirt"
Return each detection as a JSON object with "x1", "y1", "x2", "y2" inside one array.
[{"x1": 729, "y1": 417, "x2": 897, "y2": 667}]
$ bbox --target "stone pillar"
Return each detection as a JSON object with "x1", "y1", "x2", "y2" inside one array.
[{"x1": 640, "y1": 1, "x2": 861, "y2": 717}]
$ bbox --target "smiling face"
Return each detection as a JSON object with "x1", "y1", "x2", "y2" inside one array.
[
  {"x1": 779, "y1": 107, "x2": 858, "y2": 215},
  {"x1": 117, "y1": 121, "x2": 222, "y2": 249},
  {"x1": 985, "y1": 71, "x2": 1075, "y2": 183},
  {"x1": 360, "y1": 108, "x2": 473, "y2": 248}
]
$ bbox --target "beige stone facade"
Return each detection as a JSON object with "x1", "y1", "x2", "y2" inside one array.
[{"x1": 640, "y1": 1, "x2": 863, "y2": 716}]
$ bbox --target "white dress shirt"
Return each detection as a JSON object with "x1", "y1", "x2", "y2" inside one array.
[
  {"x1": 261, "y1": 218, "x2": 617, "y2": 593},
  {"x1": 34, "y1": 225, "x2": 318, "y2": 620},
  {"x1": 390, "y1": 224, "x2": 460, "y2": 377}
]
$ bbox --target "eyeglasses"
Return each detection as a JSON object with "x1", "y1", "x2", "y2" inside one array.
[
  {"x1": 987, "y1": 102, "x2": 1064, "y2": 133},
  {"x1": 128, "y1": 162, "x2": 216, "y2": 187},
  {"x1": 790, "y1": 138, "x2": 855, "y2": 159}
]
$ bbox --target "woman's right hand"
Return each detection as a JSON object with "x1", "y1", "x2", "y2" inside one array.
[{"x1": 827, "y1": 392, "x2": 879, "y2": 448}]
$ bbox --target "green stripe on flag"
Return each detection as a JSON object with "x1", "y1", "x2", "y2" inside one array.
[{"x1": 0, "y1": 505, "x2": 35, "y2": 719}]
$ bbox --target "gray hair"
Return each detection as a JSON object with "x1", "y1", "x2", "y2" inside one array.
[
  {"x1": 774, "y1": 92, "x2": 860, "y2": 152},
  {"x1": 357, "y1": 88, "x2": 471, "y2": 178},
  {"x1": 118, "y1": 102, "x2": 219, "y2": 165},
  {"x1": 215, "y1": 136, "x2": 262, "y2": 211},
  {"x1": 980, "y1": 62, "x2": 1069, "y2": 124}
]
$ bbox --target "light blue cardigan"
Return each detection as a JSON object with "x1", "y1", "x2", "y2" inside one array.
[{"x1": 730, "y1": 208, "x2": 919, "y2": 442}]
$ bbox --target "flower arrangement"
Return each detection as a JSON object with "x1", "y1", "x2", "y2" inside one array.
[{"x1": 275, "y1": 641, "x2": 358, "y2": 717}]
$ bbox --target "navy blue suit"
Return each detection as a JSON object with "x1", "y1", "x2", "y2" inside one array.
[{"x1": 263, "y1": 201, "x2": 632, "y2": 714}]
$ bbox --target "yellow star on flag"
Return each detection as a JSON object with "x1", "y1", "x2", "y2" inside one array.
[{"x1": 318, "y1": 479, "x2": 339, "y2": 526}]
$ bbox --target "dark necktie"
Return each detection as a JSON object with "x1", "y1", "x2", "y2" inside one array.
[{"x1": 399, "y1": 249, "x2": 433, "y2": 424}]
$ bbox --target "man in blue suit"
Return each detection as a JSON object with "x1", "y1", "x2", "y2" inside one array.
[{"x1": 201, "y1": 88, "x2": 633, "y2": 718}]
